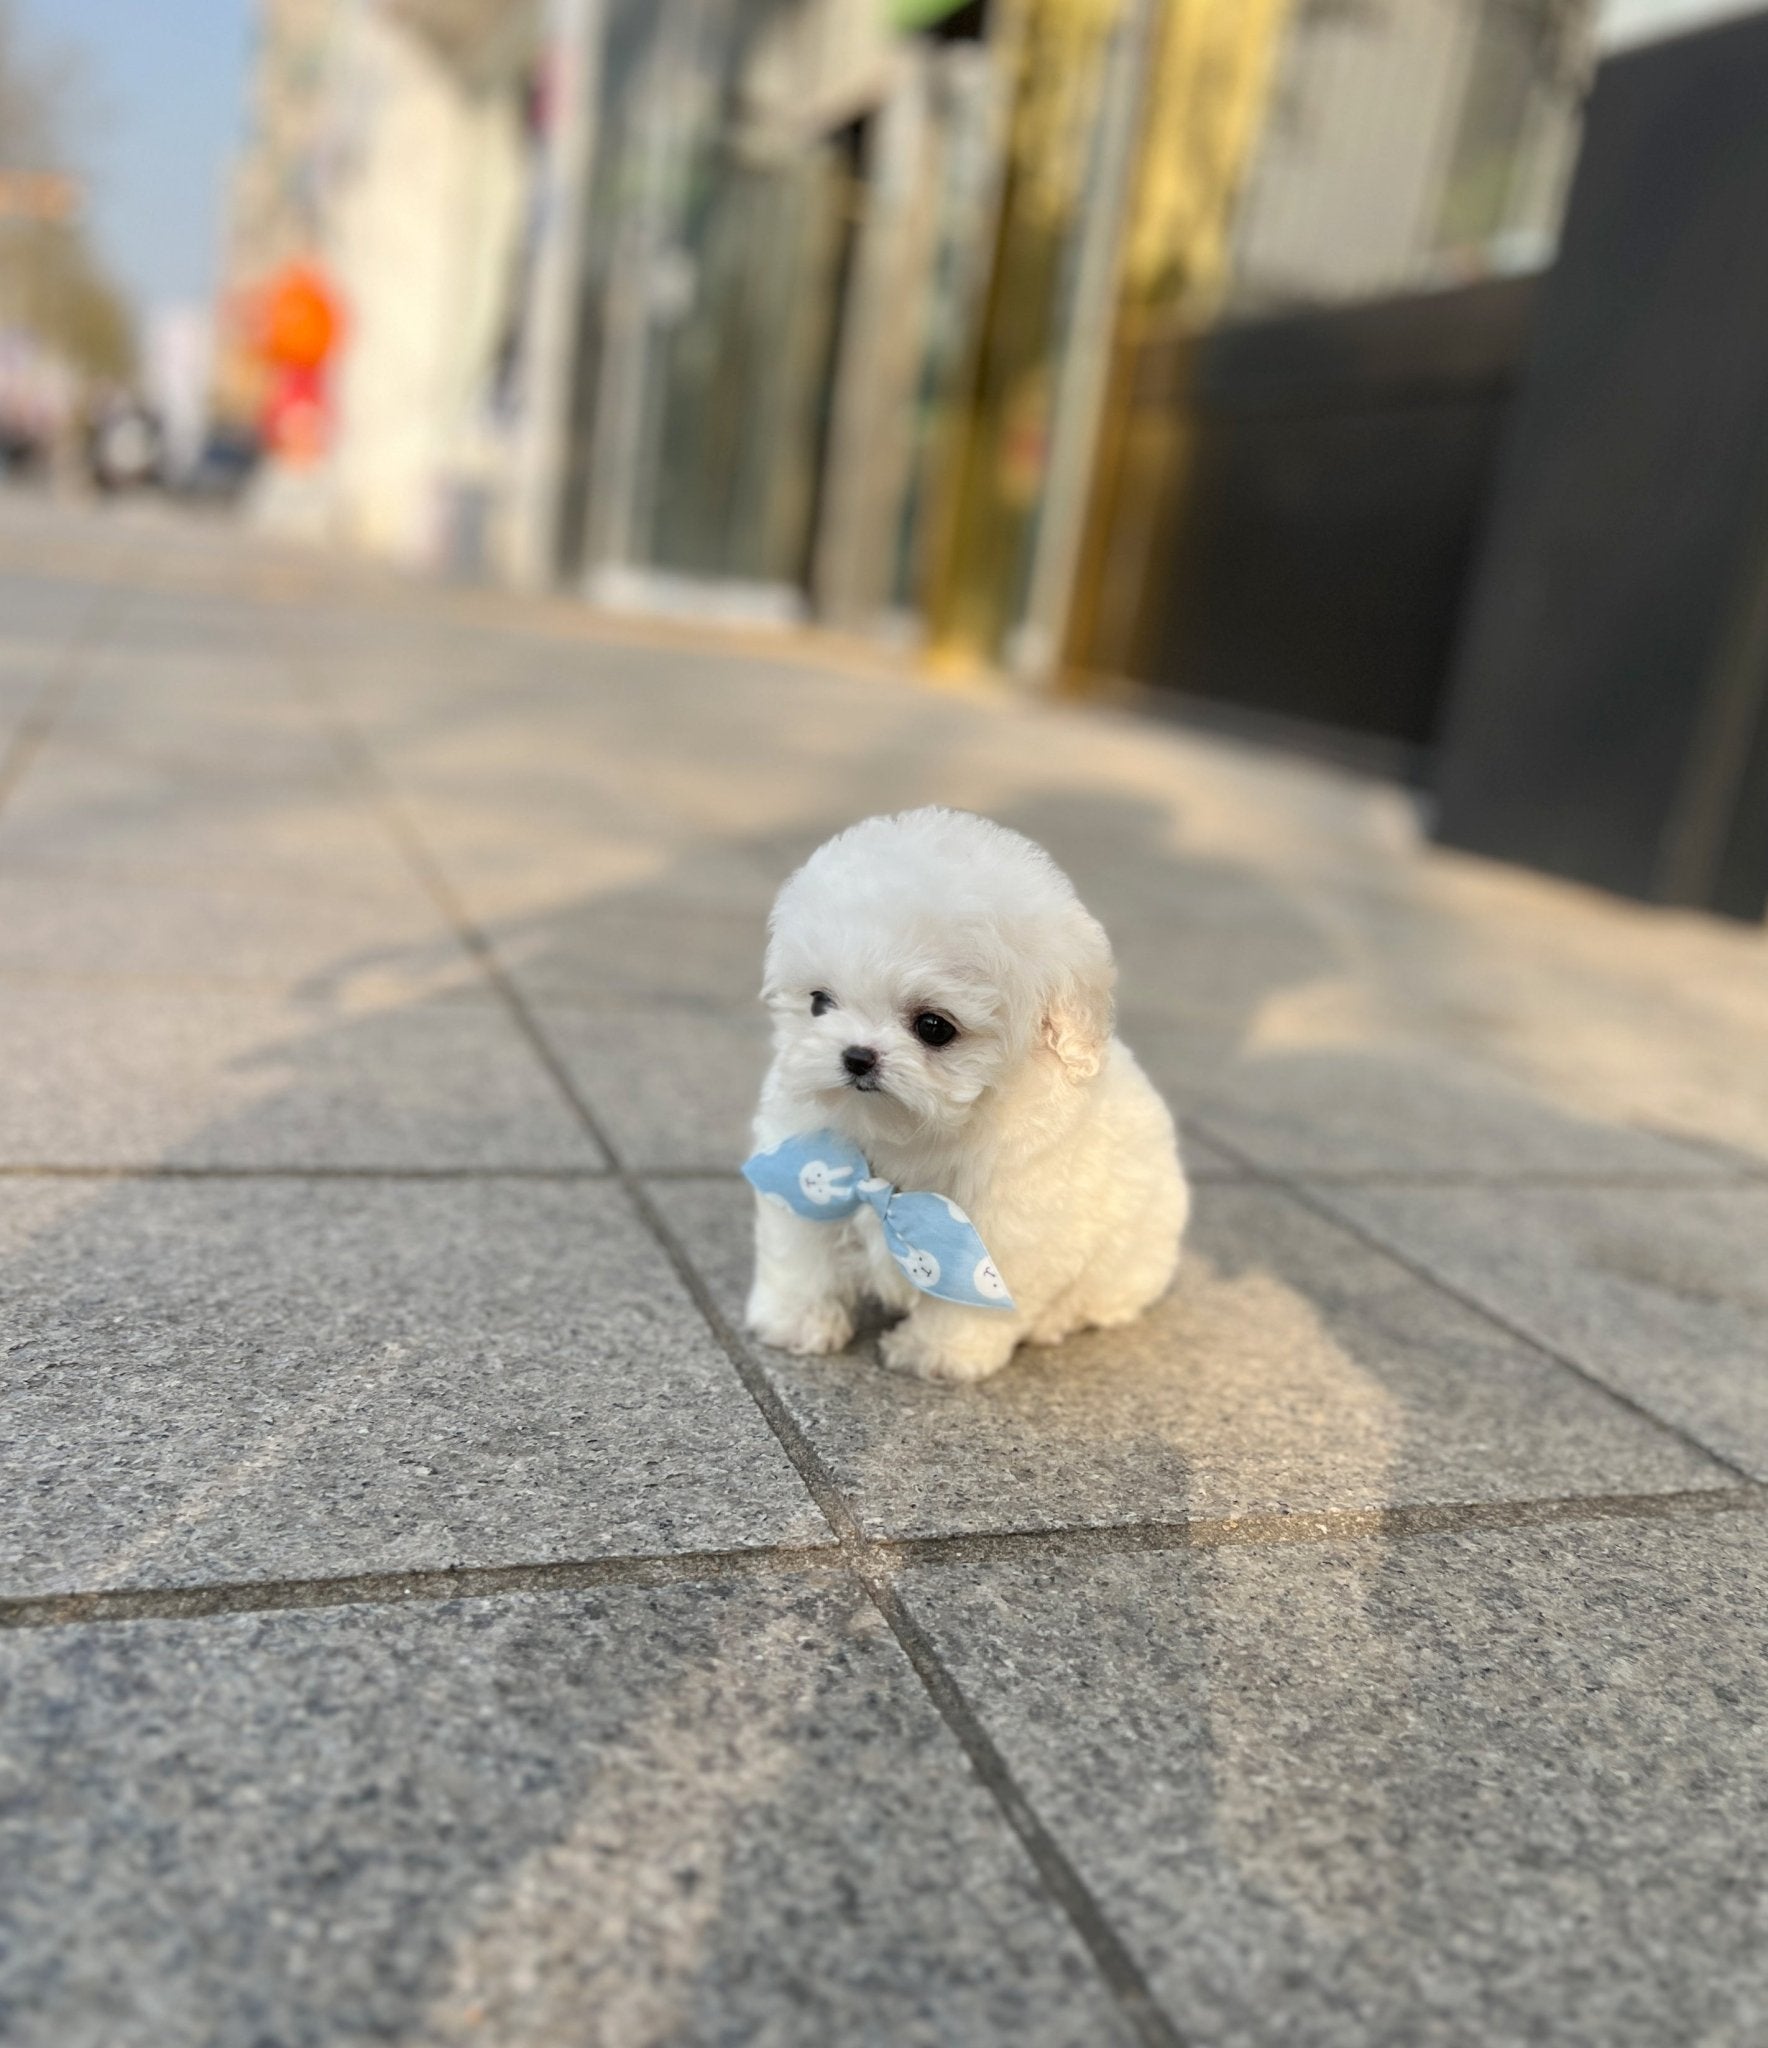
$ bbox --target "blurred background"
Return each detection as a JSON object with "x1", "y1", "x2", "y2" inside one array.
[{"x1": 2, "y1": 0, "x2": 1765, "y2": 921}]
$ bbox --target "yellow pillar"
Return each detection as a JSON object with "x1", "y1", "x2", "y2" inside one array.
[
  {"x1": 1062, "y1": 0, "x2": 1291, "y2": 687},
  {"x1": 922, "y1": 0, "x2": 1123, "y2": 677}
]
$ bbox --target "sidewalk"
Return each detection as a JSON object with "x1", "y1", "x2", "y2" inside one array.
[{"x1": 2, "y1": 495, "x2": 1765, "y2": 2047}]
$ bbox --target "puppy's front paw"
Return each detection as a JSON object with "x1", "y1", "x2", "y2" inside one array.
[
  {"x1": 878, "y1": 1315, "x2": 1014, "y2": 1385},
  {"x1": 745, "y1": 1291, "x2": 855, "y2": 1357}
]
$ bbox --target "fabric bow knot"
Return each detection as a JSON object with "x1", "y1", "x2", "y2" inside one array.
[{"x1": 742, "y1": 1130, "x2": 1014, "y2": 1311}]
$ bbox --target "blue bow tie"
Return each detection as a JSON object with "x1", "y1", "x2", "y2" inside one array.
[{"x1": 742, "y1": 1130, "x2": 1015, "y2": 1311}]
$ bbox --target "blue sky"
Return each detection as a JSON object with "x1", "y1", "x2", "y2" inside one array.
[{"x1": 16, "y1": 0, "x2": 257, "y2": 315}]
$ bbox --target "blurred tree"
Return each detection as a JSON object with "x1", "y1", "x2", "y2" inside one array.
[{"x1": 0, "y1": 0, "x2": 135, "y2": 379}]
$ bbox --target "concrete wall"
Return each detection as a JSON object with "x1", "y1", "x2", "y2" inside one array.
[{"x1": 325, "y1": 7, "x2": 527, "y2": 564}]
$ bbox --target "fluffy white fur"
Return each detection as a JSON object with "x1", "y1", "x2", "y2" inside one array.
[{"x1": 745, "y1": 807, "x2": 1189, "y2": 1383}]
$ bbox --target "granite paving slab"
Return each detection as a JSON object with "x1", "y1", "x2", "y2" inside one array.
[
  {"x1": 897, "y1": 1507, "x2": 1768, "y2": 2047},
  {"x1": 1132, "y1": 1033, "x2": 1737, "y2": 1178},
  {"x1": 80, "y1": 603, "x2": 299, "y2": 657},
  {"x1": 6, "y1": 505, "x2": 1766, "y2": 2048},
  {"x1": 45, "y1": 714, "x2": 344, "y2": 782},
  {"x1": 0, "y1": 986, "x2": 602, "y2": 1170},
  {"x1": 1101, "y1": 907, "x2": 1352, "y2": 1029},
  {"x1": 498, "y1": 900, "x2": 772, "y2": 1010},
  {"x1": 57, "y1": 660, "x2": 334, "y2": 758},
  {"x1": 539, "y1": 1006, "x2": 773, "y2": 1169},
  {"x1": 418, "y1": 808, "x2": 786, "y2": 921},
  {"x1": 0, "y1": 575, "x2": 107, "y2": 640},
  {"x1": 0, "y1": 1579, "x2": 1130, "y2": 2048},
  {"x1": 1306, "y1": 1181, "x2": 1768, "y2": 1479},
  {"x1": 377, "y1": 801, "x2": 768, "y2": 922},
  {"x1": 17, "y1": 691, "x2": 343, "y2": 777},
  {"x1": 0, "y1": 670, "x2": 47, "y2": 727},
  {"x1": 0, "y1": 746, "x2": 424, "y2": 898},
  {"x1": 649, "y1": 1176, "x2": 1727, "y2": 1538},
  {"x1": 0, "y1": 873, "x2": 465, "y2": 991},
  {"x1": 0, "y1": 1176, "x2": 823, "y2": 1597}
]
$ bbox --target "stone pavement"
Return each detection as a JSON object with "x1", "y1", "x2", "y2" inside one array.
[{"x1": 2, "y1": 495, "x2": 1766, "y2": 2048}]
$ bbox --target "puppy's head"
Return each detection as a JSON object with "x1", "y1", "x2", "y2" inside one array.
[{"x1": 761, "y1": 808, "x2": 1114, "y2": 1142}]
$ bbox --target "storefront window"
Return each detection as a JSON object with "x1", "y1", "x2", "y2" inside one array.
[{"x1": 1223, "y1": 0, "x2": 1594, "y2": 316}]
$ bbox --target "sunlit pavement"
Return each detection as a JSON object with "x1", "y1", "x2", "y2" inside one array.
[{"x1": 3, "y1": 492, "x2": 1766, "y2": 2048}]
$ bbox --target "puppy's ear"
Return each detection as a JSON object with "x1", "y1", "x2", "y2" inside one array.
[{"x1": 1039, "y1": 913, "x2": 1116, "y2": 1082}]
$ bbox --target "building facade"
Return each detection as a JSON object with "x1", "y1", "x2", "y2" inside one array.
[
  {"x1": 221, "y1": 0, "x2": 1768, "y2": 914},
  {"x1": 223, "y1": 0, "x2": 539, "y2": 562},
  {"x1": 224, "y1": 0, "x2": 1597, "y2": 642}
]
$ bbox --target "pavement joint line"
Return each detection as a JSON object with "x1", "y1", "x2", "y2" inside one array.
[
  {"x1": 0, "y1": 972, "x2": 447, "y2": 994},
  {"x1": 0, "y1": 1163, "x2": 619, "y2": 1182},
  {"x1": 1193, "y1": 1167, "x2": 1762, "y2": 1188},
  {"x1": 1631, "y1": 1120, "x2": 1768, "y2": 1180},
  {"x1": 1187, "y1": 1114, "x2": 1768, "y2": 1490},
  {"x1": 635, "y1": 1163, "x2": 758, "y2": 1179},
  {"x1": 0, "y1": 1542, "x2": 850, "y2": 1632},
  {"x1": 294, "y1": 656, "x2": 1188, "y2": 2048},
  {"x1": 6, "y1": 1482, "x2": 1761, "y2": 1638},
  {"x1": 869, "y1": 1484, "x2": 1768, "y2": 1566},
  {"x1": 851, "y1": 1562, "x2": 1187, "y2": 2048},
  {"x1": 0, "y1": 581, "x2": 128, "y2": 815},
  {"x1": 6, "y1": 1485, "x2": 1762, "y2": 1636},
  {"x1": 0, "y1": 969, "x2": 499, "y2": 998},
  {"x1": 626, "y1": 1163, "x2": 1757, "y2": 1190}
]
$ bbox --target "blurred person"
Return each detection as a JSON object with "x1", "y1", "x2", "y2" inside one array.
[
  {"x1": 84, "y1": 385, "x2": 161, "y2": 492},
  {"x1": 143, "y1": 303, "x2": 214, "y2": 488},
  {"x1": 254, "y1": 260, "x2": 342, "y2": 468}
]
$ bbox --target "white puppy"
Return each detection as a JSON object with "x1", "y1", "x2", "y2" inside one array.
[{"x1": 744, "y1": 807, "x2": 1188, "y2": 1383}]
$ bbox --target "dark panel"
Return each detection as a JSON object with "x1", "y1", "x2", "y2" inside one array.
[
  {"x1": 1168, "y1": 392, "x2": 1508, "y2": 745},
  {"x1": 1144, "y1": 280, "x2": 1533, "y2": 750},
  {"x1": 1432, "y1": 13, "x2": 1768, "y2": 916},
  {"x1": 1715, "y1": 702, "x2": 1768, "y2": 920},
  {"x1": 1195, "y1": 277, "x2": 1536, "y2": 407}
]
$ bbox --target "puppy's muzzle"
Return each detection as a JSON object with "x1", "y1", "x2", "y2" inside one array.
[{"x1": 842, "y1": 1045, "x2": 883, "y2": 1092}]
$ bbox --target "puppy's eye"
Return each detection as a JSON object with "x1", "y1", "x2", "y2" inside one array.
[
  {"x1": 912, "y1": 1011, "x2": 957, "y2": 1048},
  {"x1": 809, "y1": 990, "x2": 834, "y2": 1017}
]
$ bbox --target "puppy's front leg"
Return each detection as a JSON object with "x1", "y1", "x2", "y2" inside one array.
[
  {"x1": 745, "y1": 1195, "x2": 856, "y2": 1355},
  {"x1": 879, "y1": 1297, "x2": 1023, "y2": 1385}
]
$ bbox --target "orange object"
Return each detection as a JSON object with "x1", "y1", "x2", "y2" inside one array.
[{"x1": 261, "y1": 263, "x2": 342, "y2": 372}]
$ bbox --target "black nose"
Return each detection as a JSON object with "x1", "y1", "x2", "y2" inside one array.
[{"x1": 841, "y1": 1045, "x2": 877, "y2": 1077}]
